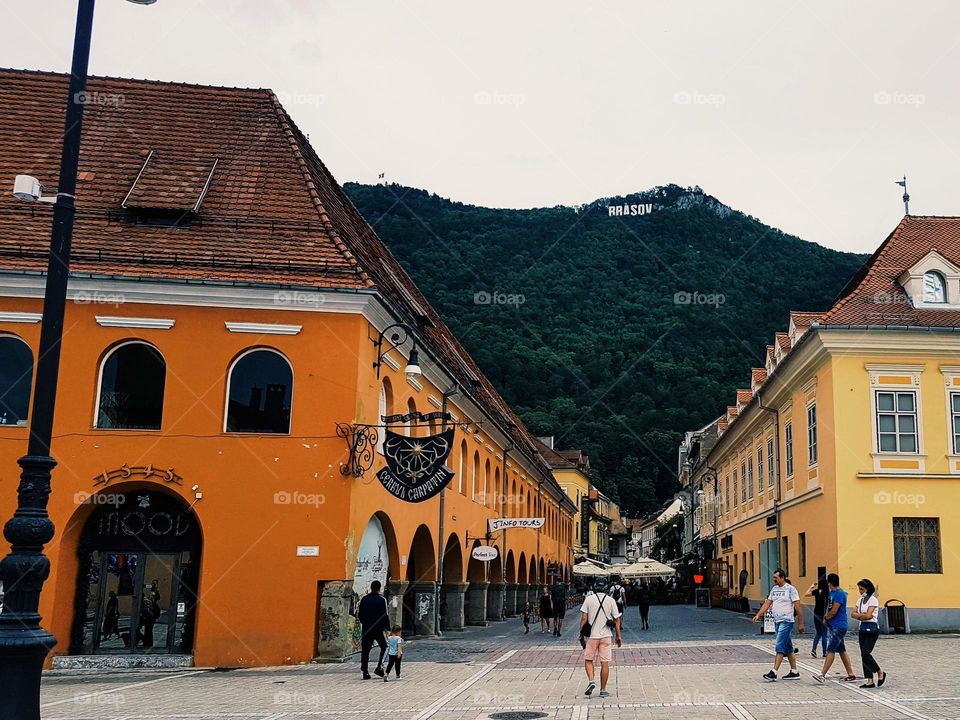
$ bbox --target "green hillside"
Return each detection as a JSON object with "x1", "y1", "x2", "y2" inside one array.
[{"x1": 344, "y1": 182, "x2": 866, "y2": 517}]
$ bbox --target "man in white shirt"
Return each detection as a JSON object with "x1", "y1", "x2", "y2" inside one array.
[
  {"x1": 752, "y1": 568, "x2": 804, "y2": 681},
  {"x1": 579, "y1": 578, "x2": 623, "y2": 698}
]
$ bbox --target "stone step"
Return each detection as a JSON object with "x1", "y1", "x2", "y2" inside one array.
[{"x1": 52, "y1": 654, "x2": 194, "y2": 670}]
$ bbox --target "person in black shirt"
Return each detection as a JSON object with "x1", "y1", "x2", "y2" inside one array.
[
  {"x1": 539, "y1": 587, "x2": 553, "y2": 633},
  {"x1": 357, "y1": 580, "x2": 390, "y2": 679},
  {"x1": 805, "y1": 577, "x2": 829, "y2": 658}
]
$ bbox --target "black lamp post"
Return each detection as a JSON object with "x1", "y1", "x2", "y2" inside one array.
[{"x1": 0, "y1": 2, "x2": 152, "y2": 716}]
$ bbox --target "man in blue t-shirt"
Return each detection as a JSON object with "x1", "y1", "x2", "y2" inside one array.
[{"x1": 814, "y1": 573, "x2": 856, "y2": 683}]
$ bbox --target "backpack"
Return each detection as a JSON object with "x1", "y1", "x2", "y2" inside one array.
[{"x1": 610, "y1": 585, "x2": 623, "y2": 603}]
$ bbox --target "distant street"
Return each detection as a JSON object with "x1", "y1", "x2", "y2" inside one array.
[{"x1": 39, "y1": 604, "x2": 957, "y2": 719}]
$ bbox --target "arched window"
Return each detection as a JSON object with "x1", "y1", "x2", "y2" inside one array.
[
  {"x1": 472, "y1": 452, "x2": 480, "y2": 502},
  {"x1": 406, "y1": 398, "x2": 417, "y2": 437},
  {"x1": 483, "y1": 459, "x2": 491, "y2": 506},
  {"x1": 518, "y1": 487, "x2": 524, "y2": 518},
  {"x1": 225, "y1": 348, "x2": 292, "y2": 433},
  {"x1": 0, "y1": 335, "x2": 33, "y2": 426},
  {"x1": 924, "y1": 271, "x2": 947, "y2": 303},
  {"x1": 96, "y1": 342, "x2": 165, "y2": 430},
  {"x1": 378, "y1": 379, "x2": 393, "y2": 453},
  {"x1": 494, "y1": 467, "x2": 501, "y2": 512},
  {"x1": 458, "y1": 440, "x2": 467, "y2": 494}
]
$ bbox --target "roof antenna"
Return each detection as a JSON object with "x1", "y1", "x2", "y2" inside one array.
[{"x1": 895, "y1": 175, "x2": 910, "y2": 215}]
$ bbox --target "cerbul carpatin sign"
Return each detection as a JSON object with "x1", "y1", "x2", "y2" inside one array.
[{"x1": 377, "y1": 428, "x2": 455, "y2": 502}]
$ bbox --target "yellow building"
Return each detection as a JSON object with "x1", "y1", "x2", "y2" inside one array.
[
  {"x1": 536, "y1": 438, "x2": 590, "y2": 561},
  {"x1": 685, "y1": 216, "x2": 960, "y2": 630}
]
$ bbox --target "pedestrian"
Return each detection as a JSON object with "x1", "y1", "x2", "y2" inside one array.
[
  {"x1": 814, "y1": 573, "x2": 857, "y2": 683},
  {"x1": 551, "y1": 582, "x2": 568, "y2": 636},
  {"x1": 806, "y1": 576, "x2": 829, "y2": 658},
  {"x1": 101, "y1": 590, "x2": 119, "y2": 641},
  {"x1": 357, "y1": 580, "x2": 390, "y2": 680},
  {"x1": 522, "y1": 602, "x2": 532, "y2": 633},
  {"x1": 579, "y1": 577, "x2": 622, "y2": 699},
  {"x1": 138, "y1": 591, "x2": 160, "y2": 648},
  {"x1": 852, "y1": 578, "x2": 886, "y2": 688},
  {"x1": 752, "y1": 567, "x2": 803, "y2": 681},
  {"x1": 739, "y1": 567, "x2": 749, "y2": 597},
  {"x1": 383, "y1": 625, "x2": 404, "y2": 682},
  {"x1": 608, "y1": 575, "x2": 626, "y2": 625},
  {"x1": 637, "y1": 585, "x2": 650, "y2": 630},
  {"x1": 539, "y1": 587, "x2": 553, "y2": 633}
]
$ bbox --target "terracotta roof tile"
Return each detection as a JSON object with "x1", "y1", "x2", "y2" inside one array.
[
  {"x1": 736, "y1": 389, "x2": 752, "y2": 406},
  {"x1": 751, "y1": 368, "x2": 767, "y2": 385},
  {"x1": 822, "y1": 216, "x2": 960, "y2": 327},
  {"x1": 0, "y1": 68, "x2": 561, "y2": 487}
]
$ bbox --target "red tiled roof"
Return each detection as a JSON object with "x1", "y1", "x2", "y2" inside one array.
[
  {"x1": 789, "y1": 311, "x2": 821, "y2": 329},
  {"x1": 736, "y1": 389, "x2": 752, "y2": 405},
  {"x1": 822, "y1": 216, "x2": 960, "y2": 327},
  {"x1": 751, "y1": 368, "x2": 767, "y2": 385},
  {"x1": 775, "y1": 333, "x2": 791, "y2": 352},
  {"x1": 0, "y1": 68, "x2": 559, "y2": 486}
]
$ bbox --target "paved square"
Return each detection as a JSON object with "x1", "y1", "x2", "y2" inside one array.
[{"x1": 38, "y1": 605, "x2": 960, "y2": 720}]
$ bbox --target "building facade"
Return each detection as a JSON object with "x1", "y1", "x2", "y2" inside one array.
[
  {"x1": 680, "y1": 217, "x2": 960, "y2": 629},
  {"x1": 0, "y1": 70, "x2": 576, "y2": 668},
  {"x1": 537, "y1": 438, "x2": 591, "y2": 560}
]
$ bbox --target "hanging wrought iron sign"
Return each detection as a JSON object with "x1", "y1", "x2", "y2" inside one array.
[
  {"x1": 337, "y1": 423, "x2": 379, "y2": 478},
  {"x1": 377, "y1": 428, "x2": 455, "y2": 502}
]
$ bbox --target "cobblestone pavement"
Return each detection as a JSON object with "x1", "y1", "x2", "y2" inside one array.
[{"x1": 39, "y1": 604, "x2": 960, "y2": 720}]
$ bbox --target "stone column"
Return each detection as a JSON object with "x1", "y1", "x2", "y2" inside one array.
[
  {"x1": 465, "y1": 582, "x2": 489, "y2": 626},
  {"x1": 385, "y1": 580, "x2": 409, "y2": 631},
  {"x1": 442, "y1": 582, "x2": 468, "y2": 631},
  {"x1": 486, "y1": 583, "x2": 505, "y2": 621},
  {"x1": 504, "y1": 584, "x2": 518, "y2": 617},
  {"x1": 410, "y1": 581, "x2": 437, "y2": 636},
  {"x1": 316, "y1": 580, "x2": 355, "y2": 661},
  {"x1": 515, "y1": 584, "x2": 530, "y2": 615}
]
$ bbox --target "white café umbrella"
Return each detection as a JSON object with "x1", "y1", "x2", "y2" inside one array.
[
  {"x1": 572, "y1": 561, "x2": 609, "y2": 577},
  {"x1": 618, "y1": 558, "x2": 677, "y2": 579}
]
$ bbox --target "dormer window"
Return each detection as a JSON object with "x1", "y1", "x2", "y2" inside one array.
[{"x1": 923, "y1": 271, "x2": 947, "y2": 304}]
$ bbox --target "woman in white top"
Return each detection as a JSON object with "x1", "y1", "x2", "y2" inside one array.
[{"x1": 851, "y1": 578, "x2": 885, "y2": 688}]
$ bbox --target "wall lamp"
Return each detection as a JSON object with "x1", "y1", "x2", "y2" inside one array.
[{"x1": 374, "y1": 322, "x2": 422, "y2": 380}]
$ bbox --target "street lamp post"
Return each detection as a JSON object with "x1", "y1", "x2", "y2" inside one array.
[{"x1": 0, "y1": 2, "x2": 148, "y2": 716}]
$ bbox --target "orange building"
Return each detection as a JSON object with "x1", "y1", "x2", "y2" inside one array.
[{"x1": 0, "y1": 69, "x2": 576, "y2": 669}]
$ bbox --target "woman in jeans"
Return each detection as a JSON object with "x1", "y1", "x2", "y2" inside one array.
[
  {"x1": 851, "y1": 578, "x2": 886, "y2": 688},
  {"x1": 805, "y1": 577, "x2": 829, "y2": 658}
]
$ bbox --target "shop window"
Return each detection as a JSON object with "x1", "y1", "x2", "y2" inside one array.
[
  {"x1": 225, "y1": 349, "x2": 292, "y2": 434},
  {"x1": 96, "y1": 342, "x2": 166, "y2": 430},
  {"x1": 0, "y1": 335, "x2": 33, "y2": 426}
]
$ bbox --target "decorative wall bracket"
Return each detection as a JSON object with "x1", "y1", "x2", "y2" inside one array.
[{"x1": 337, "y1": 423, "x2": 379, "y2": 478}]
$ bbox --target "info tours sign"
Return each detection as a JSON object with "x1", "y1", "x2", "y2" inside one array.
[
  {"x1": 471, "y1": 545, "x2": 499, "y2": 562},
  {"x1": 377, "y1": 428, "x2": 455, "y2": 503},
  {"x1": 488, "y1": 517, "x2": 545, "y2": 533}
]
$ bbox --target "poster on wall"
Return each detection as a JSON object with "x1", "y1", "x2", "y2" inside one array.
[
  {"x1": 354, "y1": 517, "x2": 389, "y2": 593},
  {"x1": 351, "y1": 517, "x2": 390, "y2": 652},
  {"x1": 377, "y1": 428, "x2": 455, "y2": 502}
]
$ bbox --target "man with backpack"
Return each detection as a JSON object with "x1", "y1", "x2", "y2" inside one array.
[
  {"x1": 579, "y1": 578, "x2": 623, "y2": 698},
  {"x1": 608, "y1": 575, "x2": 626, "y2": 625}
]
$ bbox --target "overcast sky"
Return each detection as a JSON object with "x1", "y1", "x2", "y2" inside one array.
[{"x1": 3, "y1": 1, "x2": 958, "y2": 253}]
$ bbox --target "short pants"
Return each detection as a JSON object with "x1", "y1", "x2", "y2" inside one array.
[
  {"x1": 826, "y1": 627, "x2": 847, "y2": 654},
  {"x1": 774, "y1": 620, "x2": 795, "y2": 655},
  {"x1": 584, "y1": 636, "x2": 612, "y2": 663}
]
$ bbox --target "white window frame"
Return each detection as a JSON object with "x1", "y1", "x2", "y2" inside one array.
[
  {"x1": 784, "y1": 421, "x2": 794, "y2": 478},
  {"x1": 867, "y1": 365, "x2": 925, "y2": 473},
  {"x1": 874, "y1": 390, "x2": 919, "y2": 454},
  {"x1": 223, "y1": 347, "x2": 293, "y2": 435},
  {"x1": 923, "y1": 271, "x2": 947, "y2": 304},
  {"x1": 766, "y1": 437, "x2": 775, "y2": 488},
  {"x1": 807, "y1": 401, "x2": 818, "y2": 467}
]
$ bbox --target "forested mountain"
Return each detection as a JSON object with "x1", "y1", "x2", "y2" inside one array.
[{"x1": 344, "y1": 182, "x2": 866, "y2": 517}]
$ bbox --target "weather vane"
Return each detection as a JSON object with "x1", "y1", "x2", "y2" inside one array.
[{"x1": 895, "y1": 175, "x2": 910, "y2": 215}]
